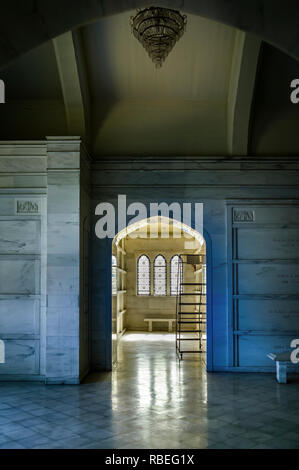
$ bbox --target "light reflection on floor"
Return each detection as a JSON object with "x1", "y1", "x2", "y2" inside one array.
[
  {"x1": 121, "y1": 332, "x2": 175, "y2": 342},
  {"x1": 112, "y1": 332, "x2": 207, "y2": 416},
  {"x1": 108, "y1": 332, "x2": 299, "y2": 449},
  {"x1": 1, "y1": 332, "x2": 299, "y2": 448}
]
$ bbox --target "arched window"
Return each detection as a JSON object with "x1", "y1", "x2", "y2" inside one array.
[
  {"x1": 154, "y1": 255, "x2": 166, "y2": 296},
  {"x1": 170, "y1": 255, "x2": 182, "y2": 296},
  {"x1": 112, "y1": 255, "x2": 117, "y2": 295},
  {"x1": 137, "y1": 255, "x2": 150, "y2": 296}
]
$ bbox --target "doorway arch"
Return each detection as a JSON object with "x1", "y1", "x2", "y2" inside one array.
[{"x1": 110, "y1": 216, "x2": 213, "y2": 370}]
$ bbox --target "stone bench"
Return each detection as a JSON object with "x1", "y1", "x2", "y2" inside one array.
[
  {"x1": 144, "y1": 318, "x2": 176, "y2": 332},
  {"x1": 267, "y1": 350, "x2": 298, "y2": 384}
]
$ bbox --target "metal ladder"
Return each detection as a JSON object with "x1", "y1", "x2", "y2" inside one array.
[{"x1": 175, "y1": 254, "x2": 206, "y2": 360}]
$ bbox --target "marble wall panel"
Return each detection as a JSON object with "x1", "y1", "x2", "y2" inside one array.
[
  {"x1": 0, "y1": 259, "x2": 40, "y2": 294},
  {"x1": 47, "y1": 183, "x2": 80, "y2": 214},
  {"x1": 237, "y1": 228, "x2": 299, "y2": 260},
  {"x1": 238, "y1": 299, "x2": 299, "y2": 332},
  {"x1": 0, "y1": 220, "x2": 40, "y2": 254},
  {"x1": 47, "y1": 152, "x2": 80, "y2": 169},
  {"x1": 0, "y1": 339, "x2": 39, "y2": 374},
  {"x1": 46, "y1": 336, "x2": 78, "y2": 379},
  {"x1": 0, "y1": 156, "x2": 46, "y2": 172},
  {"x1": 0, "y1": 298, "x2": 39, "y2": 335},
  {"x1": 47, "y1": 214, "x2": 79, "y2": 255},
  {"x1": 237, "y1": 263, "x2": 299, "y2": 295},
  {"x1": 0, "y1": 175, "x2": 47, "y2": 188},
  {"x1": 47, "y1": 264, "x2": 79, "y2": 295},
  {"x1": 238, "y1": 335, "x2": 295, "y2": 367},
  {"x1": 46, "y1": 307, "x2": 79, "y2": 337}
]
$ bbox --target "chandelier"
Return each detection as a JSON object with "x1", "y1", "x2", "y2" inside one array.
[{"x1": 131, "y1": 7, "x2": 187, "y2": 68}]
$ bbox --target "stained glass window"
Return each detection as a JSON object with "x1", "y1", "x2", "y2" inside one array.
[
  {"x1": 137, "y1": 255, "x2": 150, "y2": 296},
  {"x1": 154, "y1": 255, "x2": 166, "y2": 296},
  {"x1": 170, "y1": 255, "x2": 182, "y2": 296},
  {"x1": 112, "y1": 255, "x2": 117, "y2": 295}
]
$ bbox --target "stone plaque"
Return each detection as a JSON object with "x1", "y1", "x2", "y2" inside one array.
[
  {"x1": 16, "y1": 199, "x2": 40, "y2": 214},
  {"x1": 238, "y1": 299, "x2": 299, "y2": 331},
  {"x1": 233, "y1": 209, "x2": 255, "y2": 222},
  {"x1": 238, "y1": 264, "x2": 299, "y2": 295},
  {"x1": 237, "y1": 228, "x2": 299, "y2": 260}
]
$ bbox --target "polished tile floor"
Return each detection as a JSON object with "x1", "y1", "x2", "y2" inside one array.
[{"x1": 0, "y1": 332, "x2": 299, "y2": 449}]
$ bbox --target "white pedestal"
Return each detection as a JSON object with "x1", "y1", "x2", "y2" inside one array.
[{"x1": 276, "y1": 361, "x2": 287, "y2": 384}]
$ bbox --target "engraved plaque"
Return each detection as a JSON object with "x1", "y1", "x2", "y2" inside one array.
[
  {"x1": 16, "y1": 199, "x2": 40, "y2": 214},
  {"x1": 233, "y1": 209, "x2": 255, "y2": 223}
]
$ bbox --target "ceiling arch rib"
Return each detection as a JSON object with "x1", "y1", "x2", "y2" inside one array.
[
  {"x1": 227, "y1": 31, "x2": 261, "y2": 156},
  {"x1": 53, "y1": 31, "x2": 87, "y2": 138}
]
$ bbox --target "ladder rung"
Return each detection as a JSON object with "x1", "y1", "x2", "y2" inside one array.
[
  {"x1": 180, "y1": 283, "x2": 206, "y2": 286},
  {"x1": 180, "y1": 303, "x2": 202, "y2": 305},
  {"x1": 178, "y1": 311, "x2": 201, "y2": 314},
  {"x1": 178, "y1": 321, "x2": 201, "y2": 324},
  {"x1": 178, "y1": 313, "x2": 205, "y2": 315},
  {"x1": 178, "y1": 317, "x2": 206, "y2": 319},
  {"x1": 178, "y1": 350, "x2": 205, "y2": 354},
  {"x1": 180, "y1": 305, "x2": 206, "y2": 308},
  {"x1": 177, "y1": 330, "x2": 202, "y2": 333},
  {"x1": 177, "y1": 338, "x2": 202, "y2": 341},
  {"x1": 179, "y1": 293, "x2": 200, "y2": 296}
]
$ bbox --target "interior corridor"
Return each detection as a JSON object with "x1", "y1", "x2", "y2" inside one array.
[{"x1": 0, "y1": 332, "x2": 299, "y2": 449}]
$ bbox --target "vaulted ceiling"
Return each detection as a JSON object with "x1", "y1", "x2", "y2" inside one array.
[
  {"x1": 82, "y1": 12, "x2": 237, "y2": 156},
  {"x1": 0, "y1": 7, "x2": 298, "y2": 158}
]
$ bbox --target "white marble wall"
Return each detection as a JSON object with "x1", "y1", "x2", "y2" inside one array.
[
  {"x1": 46, "y1": 137, "x2": 81, "y2": 384},
  {"x1": 1, "y1": 142, "x2": 299, "y2": 378},
  {"x1": 0, "y1": 142, "x2": 47, "y2": 380},
  {"x1": 0, "y1": 138, "x2": 88, "y2": 383},
  {"x1": 229, "y1": 202, "x2": 299, "y2": 370},
  {"x1": 79, "y1": 146, "x2": 91, "y2": 380}
]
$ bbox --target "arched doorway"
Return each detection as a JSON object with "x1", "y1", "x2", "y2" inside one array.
[{"x1": 111, "y1": 216, "x2": 210, "y2": 370}]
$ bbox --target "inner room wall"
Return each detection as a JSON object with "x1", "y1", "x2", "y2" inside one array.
[
  {"x1": 124, "y1": 234, "x2": 204, "y2": 332},
  {"x1": 112, "y1": 237, "x2": 127, "y2": 340}
]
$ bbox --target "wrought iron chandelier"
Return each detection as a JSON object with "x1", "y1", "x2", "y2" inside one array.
[{"x1": 131, "y1": 6, "x2": 187, "y2": 68}]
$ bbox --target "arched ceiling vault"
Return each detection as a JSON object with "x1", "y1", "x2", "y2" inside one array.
[
  {"x1": 0, "y1": 10, "x2": 262, "y2": 156},
  {"x1": 0, "y1": 2, "x2": 298, "y2": 157},
  {"x1": 0, "y1": 0, "x2": 298, "y2": 68}
]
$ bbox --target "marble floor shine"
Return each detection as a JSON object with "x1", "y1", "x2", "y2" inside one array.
[{"x1": 0, "y1": 332, "x2": 299, "y2": 449}]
